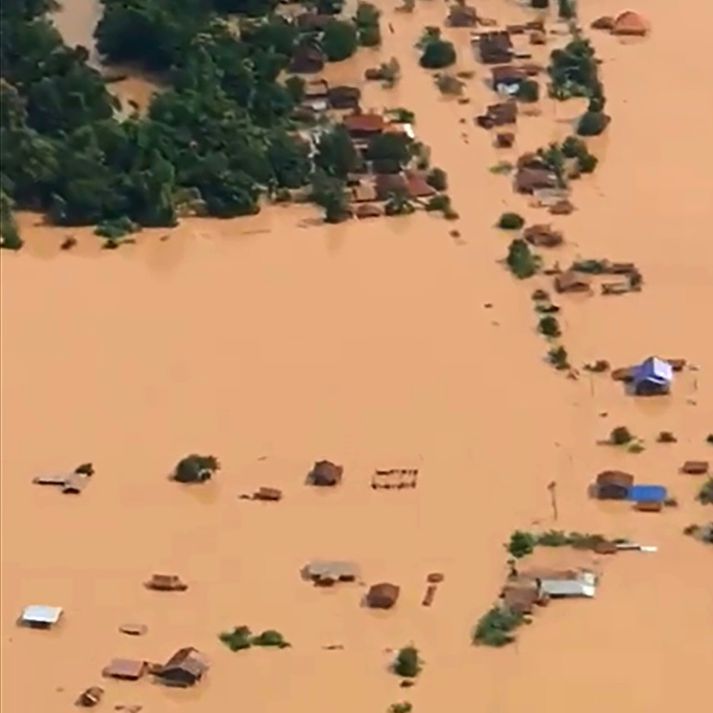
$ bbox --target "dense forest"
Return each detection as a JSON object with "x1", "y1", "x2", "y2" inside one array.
[{"x1": 0, "y1": 0, "x2": 373, "y2": 247}]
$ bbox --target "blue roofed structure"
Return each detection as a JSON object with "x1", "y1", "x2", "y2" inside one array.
[
  {"x1": 632, "y1": 357, "x2": 673, "y2": 395},
  {"x1": 627, "y1": 484, "x2": 667, "y2": 503}
]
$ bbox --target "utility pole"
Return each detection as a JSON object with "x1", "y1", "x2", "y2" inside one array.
[{"x1": 547, "y1": 480, "x2": 558, "y2": 521}]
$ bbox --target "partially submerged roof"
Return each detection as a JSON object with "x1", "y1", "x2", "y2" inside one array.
[
  {"x1": 633, "y1": 357, "x2": 673, "y2": 385},
  {"x1": 366, "y1": 582, "x2": 400, "y2": 609},
  {"x1": 612, "y1": 11, "x2": 649, "y2": 36},
  {"x1": 627, "y1": 484, "x2": 667, "y2": 503},
  {"x1": 305, "y1": 560, "x2": 360, "y2": 582},
  {"x1": 157, "y1": 647, "x2": 208, "y2": 679},
  {"x1": 596, "y1": 470, "x2": 635, "y2": 488},
  {"x1": 21, "y1": 605, "x2": 63, "y2": 626},
  {"x1": 539, "y1": 579, "x2": 596, "y2": 598},
  {"x1": 343, "y1": 113, "x2": 385, "y2": 135},
  {"x1": 102, "y1": 658, "x2": 147, "y2": 680}
]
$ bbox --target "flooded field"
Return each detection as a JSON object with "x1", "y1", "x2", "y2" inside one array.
[{"x1": 2, "y1": 2, "x2": 712, "y2": 712}]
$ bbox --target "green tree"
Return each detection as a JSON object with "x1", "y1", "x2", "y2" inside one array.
[
  {"x1": 577, "y1": 111, "x2": 609, "y2": 136},
  {"x1": 419, "y1": 39, "x2": 456, "y2": 69},
  {"x1": 285, "y1": 75, "x2": 305, "y2": 103},
  {"x1": 517, "y1": 79, "x2": 540, "y2": 103},
  {"x1": 394, "y1": 646, "x2": 422, "y2": 678},
  {"x1": 498, "y1": 212, "x2": 524, "y2": 230},
  {"x1": 426, "y1": 167, "x2": 447, "y2": 191},
  {"x1": 267, "y1": 131, "x2": 311, "y2": 188},
  {"x1": 322, "y1": 20, "x2": 358, "y2": 62},
  {"x1": 506, "y1": 530, "x2": 536, "y2": 558},
  {"x1": 538, "y1": 316, "x2": 561, "y2": 337},
  {"x1": 315, "y1": 125, "x2": 358, "y2": 178},
  {"x1": 312, "y1": 172, "x2": 350, "y2": 223},
  {"x1": 0, "y1": 191, "x2": 23, "y2": 250}
]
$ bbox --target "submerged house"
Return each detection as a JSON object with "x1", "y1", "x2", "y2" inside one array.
[
  {"x1": 538, "y1": 576, "x2": 596, "y2": 598},
  {"x1": 155, "y1": 647, "x2": 208, "y2": 687},
  {"x1": 491, "y1": 65, "x2": 527, "y2": 94},
  {"x1": 632, "y1": 357, "x2": 673, "y2": 395},
  {"x1": 478, "y1": 31, "x2": 513, "y2": 64},
  {"x1": 366, "y1": 582, "x2": 400, "y2": 609},
  {"x1": 20, "y1": 605, "x2": 63, "y2": 629},
  {"x1": 595, "y1": 470, "x2": 634, "y2": 500}
]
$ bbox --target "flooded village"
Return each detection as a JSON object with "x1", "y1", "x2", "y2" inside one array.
[{"x1": 1, "y1": 1, "x2": 712, "y2": 713}]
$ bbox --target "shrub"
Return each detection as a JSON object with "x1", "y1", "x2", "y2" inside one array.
[
  {"x1": 473, "y1": 606, "x2": 524, "y2": 647},
  {"x1": 506, "y1": 239, "x2": 538, "y2": 279},
  {"x1": 531, "y1": 0, "x2": 550, "y2": 7},
  {"x1": 577, "y1": 111, "x2": 609, "y2": 137},
  {"x1": 506, "y1": 530, "x2": 536, "y2": 558},
  {"x1": 706, "y1": 434, "x2": 713, "y2": 445},
  {"x1": 359, "y1": 24, "x2": 381, "y2": 47},
  {"x1": 498, "y1": 212, "x2": 524, "y2": 230},
  {"x1": 517, "y1": 79, "x2": 540, "y2": 103},
  {"x1": 95, "y1": 215, "x2": 139, "y2": 239},
  {"x1": 285, "y1": 75, "x2": 305, "y2": 103},
  {"x1": 251, "y1": 630, "x2": 291, "y2": 648},
  {"x1": 577, "y1": 153, "x2": 598, "y2": 173},
  {"x1": 536, "y1": 530, "x2": 571, "y2": 547},
  {"x1": 561, "y1": 136, "x2": 587, "y2": 159},
  {"x1": 420, "y1": 40, "x2": 456, "y2": 69},
  {"x1": 538, "y1": 316, "x2": 561, "y2": 338},
  {"x1": 436, "y1": 73, "x2": 464, "y2": 95},
  {"x1": 610, "y1": 426, "x2": 633, "y2": 445},
  {"x1": 322, "y1": 20, "x2": 358, "y2": 62},
  {"x1": 219, "y1": 626, "x2": 253, "y2": 652},
  {"x1": 389, "y1": 704, "x2": 413, "y2": 713},
  {"x1": 426, "y1": 194, "x2": 451, "y2": 212},
  {"x1": 394, "y1": 646, "x2": 422, "y2": 678},
  {"x1": 548, "y1": 345, "x2": 569, "y2": 370},
  {"x1": 426, "y1": 167, "x2": 448, "y2": 191},
  {"x1": 558, "y1": 0, "x2": 576, "y2": 19},
  {"x1": 697, "y1": 478, "x2": 713, "y2": 505},
  {"x1": 174, "y1": 454, "x2": 220, "y2": 482}
]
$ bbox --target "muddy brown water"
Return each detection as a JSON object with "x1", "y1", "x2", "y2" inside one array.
[{"x1": 2, "y1": 2, "x2": 712, "y2": 711}]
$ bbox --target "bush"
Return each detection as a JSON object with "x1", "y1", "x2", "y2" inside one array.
[
  {"x1": 577, "y1": 111, "x2": 609, "y2": 136},
  {"x1": 531, "y1": 0, "x2": 550, "y2": 7},
  {"x1": 697, "y1": 478, "x2": 713, "y2": 505},
  {"x1": 506, "y1": 239, "x2": 538, "y2": 279},
  {"x1": 323, "y1": 20, "x2": 358, "y2": 62},
  {"x1": 175, "y1": 454, "x2": 220, "y2": 482},
  {"x1": 548, "y1": 345, "x2": 569, "y2": 370},
  {"x1": 436, "y1": 73, "x2": 464, "y2": 95},
  {"x1": 610, "y1": 426, "x2": 633, "y2": 445},
  {"x1": 536, "y1": 530, "x2": 571, "y2": 547},
  {"x1": 498, "y1": 212, "x2": 524, "y2": 230},
  {"x1": 506, "y1": 530, "x2": 536, "y2": 558},
  {"x1": 561, "y1": 136, "x2": 587, "y2": 159},
  {"x1": 389, "y1": 704, "x2": 412, "y2": 713},
  {"x1": 517, "y1": 79, "x2": 540, "y2": 103},
  {"x1": 385, "y1": 191, "x2": 415, "y2": 216},
  {"x1": 0, "y1": 192, "x2": 23, "y2": 250},
  {"x1": 426, "y1": 167, "x2": 448, "y2": 191},
  {"x1": 577, "y1": 153, "x2": 598, "y2": 173},
  {"x1": 251, "y1": 630, "x2": 291, "y2": 648},
  {"x1": 707, "y1": 434, "x2": 713, "y2": 445},
  {"x1": 473, "y1": 606, "x2": 524, "y2": 647},
  {"x1": 219, "y1": 626, "x2": 253, "y2": 651},
  {"x1": 394, "y1": 646, "x2": 422, "y2": 678},
  {"x1": 426, "y1": 194, "x2": 451, "y2": 212},
  {"x1": 558, "y1": 0, "x2": 576, "y2": 19},
  {"x1": 420, "y1": 40, "x2": 457, "y2": 69},
  {"x1": 95, "y1": 216, "x2": 140, "y2": 239},
  {"x1": 538, "y1": 315, "x2": 561, "y2": 338},
  {"x1": 285, "y1": 75, "x2": 305, "y2": 103},
  {"x1": 359, "y1": 25, "x2": 382, "y2": 47}
]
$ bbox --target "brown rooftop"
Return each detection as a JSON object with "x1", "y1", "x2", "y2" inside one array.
[
  {"x1": 343, "y1": 113, "x2": 385, "y2": 135},
  {"x1": 309, "y1": 460, "x2": 343, "y2": 486},
  {"x1": 155, "y1": 647, "x2": 208, "y2": 686},
  {"x1": 366, "y1": 582, "x2": 400, "y2": 609},
  {"x1": 102, "y1": 658, "x2": 147, "y2": 681},
  {"x1": 554, "y1": 270, "x2": 592, "y2": 294}
]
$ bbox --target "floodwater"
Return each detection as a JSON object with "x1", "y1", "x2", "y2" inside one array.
[{"x1": 2, "y1": 2, "x2": 712, "y2": 712}]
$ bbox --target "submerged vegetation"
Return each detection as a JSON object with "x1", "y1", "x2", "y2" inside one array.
[
  {"x1": 506, "y1": 239, "x2": 539, "y2": 278},
  {"x1": 219, "y1": 625, "x2": 291, "y2": 651},
  {"x1": 473, "y1": 606, "x2": 525, "y2": 647},
  {"x1": 507, "y1": 529, "x2": 610, "y2": 558},
  {"x1": 393, "y1": 645, "x2": 422, "y2": 678},
  {"x1": 0, "y1": 0, "x2": 401, "y2": 238}
]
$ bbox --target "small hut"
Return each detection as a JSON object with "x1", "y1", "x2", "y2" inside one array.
[
  {"x1": 343, "y1": 113, "x2": 385, "y2": 138},
  {"x1": 328, "y1": 86, "x2": 361, "y2": 111},
  {"x1": 524, "y1": 224, "x2": 564, "y2": 248},
  {"x1": 154, "y1": 647, "x2": 208, "y2": 687},
  {"x1": 595, "y1": 470, "x2": 634, "y2": 500},
  {"x1": 495, "y1": 132, "x2": 515, "y2": 148},
  {"x1": 355, "y1": 203, "x2": 383, "y2": 219},
  {"x1": 145, "y1": 574, "x2": 188, "y2": 591},
  {"x1": 591, "y1": 16, "x2": 615, "y2": 31},
  {"x1": 76, "y1": 687, "x2": 104, "y2": 707},
  {"x1": 632, "y1": 357, "x2": 673, "y2": 395},
  {"x1": 289, "y1": 46, "x2": 325, "y2": 74},
  {"x1": 502, "y1": 584, "x2": 539, "y2": 614},
  {"x1": 102, "y1": 658, "x2": 147, "y2": 681},
  {"x1": 515, "y1": 168, "x2": 558, "y2": 194},
  {"x1": 612, "y1": 11, "x2": 649, "y2": 37},
  {"x1": 366, "y1": 583, "x2": 400, "y2": 609},
  {"x1": 681, "y1": 461, "x2": 709, "y2": 475},
  {"x1": 308, "y1": 460, "x2": 343, "y2": 487},
  {"x1": 554, "y1": 270, "x2": 591, "y2": 294},
  {"x1": 478, "y1": 31, "x2": 513, "y2": 64},
  {"x1": 447, "y1": 4, "x2": 478, "y2": 28}
]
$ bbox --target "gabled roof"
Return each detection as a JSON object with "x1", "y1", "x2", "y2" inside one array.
[
  {"x1": 539, "y1": 579, "x2": 596, "y2": 597},
  {"x1": 633, "y1": 357, "x2": 673, "y2": 384}
]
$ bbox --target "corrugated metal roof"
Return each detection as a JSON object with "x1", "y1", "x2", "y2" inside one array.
[
  {"x1": 539, "y1": 580, "x2": 596, "y2": 597},
  {"x1": 21, "y1": 605, "x2": 63, "y2": 624},
  {"x1": 306, "y1": 560, "x2": 359, "y2": 580},
  {"x1": 627, "y1": 484, "x2": 667, "y2": 503}
]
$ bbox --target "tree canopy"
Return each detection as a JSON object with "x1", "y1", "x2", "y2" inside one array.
[{"x1": 0, "y1": 0, "x2": 373, "y2": 241}]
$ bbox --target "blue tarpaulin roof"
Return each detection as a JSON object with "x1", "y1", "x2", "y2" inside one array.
[{"x1": 627, "y1": 484, "x2": 667, "y2": 503}]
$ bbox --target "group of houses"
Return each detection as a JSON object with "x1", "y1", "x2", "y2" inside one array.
[
  {"x1": 502, "y1": 568, "x2": 598, "y2": 616},
  {"x1": 594, "y1": 471, "x2": 669, "y2": 512}
]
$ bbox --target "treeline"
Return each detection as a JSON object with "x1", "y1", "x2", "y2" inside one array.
[{"x1": 0, "y1": 0, "x2": 372, "y2": 246}]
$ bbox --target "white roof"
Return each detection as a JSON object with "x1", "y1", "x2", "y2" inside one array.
[{"x1": 22, "y1": 605, "x2": 63, "y2": 624}]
